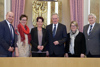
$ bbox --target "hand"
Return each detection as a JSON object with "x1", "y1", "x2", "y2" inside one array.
[
  {"x1": 37, "y1": 46, "x2": 41, "y2": 50},
  {"x1": 8, "y1": 47, "x2": 14, "y2": 52},
  {"x1": 46, "y1": 51, "x2": 49, "y2": 57},
  {"x1": 65, "y1": 53, "x2": 68, "y2": 57},
  {"x1": 80, "y1": 54, "x2": 85, "y2": 58},
  {"x1": 15, "y1": 47, "x2": 19, "y2": 57},
  {"x1": 53, "y1": 41, "x2": 59, "y2": 45},
  {"x1": 40, "y1": 46, "x2": 44, "y2": 50}
]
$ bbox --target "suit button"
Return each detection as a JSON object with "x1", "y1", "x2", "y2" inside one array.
[{"x1": 88, "y1": 39, "x2": 89, "y2": 40}]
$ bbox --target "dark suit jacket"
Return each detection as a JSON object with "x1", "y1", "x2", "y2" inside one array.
[
  {"x1": 83, "y1": 23, "x2": 100, "y2": 55},
  {"x1": 65, "y1": 32, "x2": 86, "y2": 56},
  {"x1": 0, "y1": 20, "x2": 16, "y2": 55},
  {"x1": 30, "y1": 27, "x2": 48, "y2": 51},
  {"x1": 46, "y1": 23, "x2": 67, "y2": 55}
]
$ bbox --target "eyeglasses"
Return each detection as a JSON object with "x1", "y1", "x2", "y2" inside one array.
[
  {"x1": 21, "y1": 19, "x2": 27, "y2": 21},
  {"x1": 71, "y1": 25, "x2": 76, "y2": 27}
]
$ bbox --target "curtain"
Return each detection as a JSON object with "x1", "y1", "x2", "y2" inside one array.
[
  {"x1": 11, "y1": 0, "x2": 25, "y2": 29},
  {"x1": 70, "y1": 0, "x2": 84, "y2": 32}
]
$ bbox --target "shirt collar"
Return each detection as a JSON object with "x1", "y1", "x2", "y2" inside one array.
[
  {"x1": 53, "y1": 23, "x2": 58, "y2": 26},
  {"x1": 89, "y1": 23, "x2": 95, "y2": 27},
  {"x1": 6, "y1": 20, "x2": 11, "y2": 25}
]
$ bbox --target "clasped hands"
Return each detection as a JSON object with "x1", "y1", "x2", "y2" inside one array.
[
  {"x1": 37, "y1": 46, "x2": 44, "y2": 50},
  {"x1": 53, "y1": 41, "x2": 59, "y2": 45}
]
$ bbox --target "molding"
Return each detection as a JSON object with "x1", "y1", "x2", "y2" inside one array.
[{"x1": 4, "y1": 0, "x2": 11, "y2": 19}]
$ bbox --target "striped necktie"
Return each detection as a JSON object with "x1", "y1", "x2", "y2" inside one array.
[
  {"x1": 53, "y1": 24, "x2": 56, "y2": 37},
  {"x1": 10, "y1": 24, "x2": 14, "y2": 45},
  {"x1": 89, "y1": 25, "x2": 92, "y2": 35}
]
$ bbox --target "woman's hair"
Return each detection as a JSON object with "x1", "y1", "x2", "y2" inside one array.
[
  {"x1": 36, "y1": 17, "x2": 44, "y2": 22},
  {"x1": 20, "y1": 14, "x2": 28, "y2": 20},
  {"x1": 70, "y1": 21, "x2": 79, "y2": 28}
]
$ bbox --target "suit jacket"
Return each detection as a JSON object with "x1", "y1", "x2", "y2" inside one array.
[
  {"x1": 83, "y1": 23, "x2": 100, "y2": 55},
  {"x1": 30, "y1": 27, "x2": 48, "y2": 51},
  {"x1": 46, "y1": 23, "x2": 67, "y2": 55},
  {"x1": 0, "y1": 20, "x2": 16, "y2": 55},
  {"x1": 65, "y1": 32, "x2": 86, "y2": 56}
]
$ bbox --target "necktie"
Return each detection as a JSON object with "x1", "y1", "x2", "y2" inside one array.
[
  {"x1": 89, "y1": 25, "x2": 92, "y2": 35},
  {"x1": 10, "y1": 24, "x2": 14, "y2": 45},
  {"x1": 53, "y1": 24, "x2": 56, "y2": 37}
]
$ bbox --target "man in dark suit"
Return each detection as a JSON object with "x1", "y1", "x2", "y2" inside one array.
[
  {"x1": 83, "y1": 13, "x2": 100, "y2": 57},
  {"x1": 46, "y1": 13, "x2": 67, "y2": 57},
  {"x1": 0, "y1": 12, "x2": 17, "y2": 57}
]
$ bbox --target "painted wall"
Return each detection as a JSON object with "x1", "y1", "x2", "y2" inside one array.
[
  {"x1": 0, "y1": 0, "x2": 4, "y2": 21},
  {"x1": 24, "y1": 0, "x2": 71, "y2": 32}
]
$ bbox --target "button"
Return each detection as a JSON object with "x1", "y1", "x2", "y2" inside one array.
[{"x1": 88, "y1": 39, "x2": 89, "y2": 40}]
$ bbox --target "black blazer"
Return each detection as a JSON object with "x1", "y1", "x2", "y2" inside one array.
[
  {"x1": 46, "y1": 23, "x2": 67, "y2": 55},
  {"x1": 0, "y1": 20, "x2": 16, "y2": 55},
  {"x1": 30, "y1": 27, "x2": 48, "y2": 51},
  {"x1": 65, "y1": 32, "x2": 86, "y2": 56}
]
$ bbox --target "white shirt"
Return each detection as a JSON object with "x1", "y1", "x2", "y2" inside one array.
[
  {"x1": 87, "y1": 23, "x2": 95, "y2": 35},
  {"x1": 52, "y1": 23, "x2": 58, "y2": 34},
  {"x1": 6, "y1": 20, "x2": 14, "y2": 37}
]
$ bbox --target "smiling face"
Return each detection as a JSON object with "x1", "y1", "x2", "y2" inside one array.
[
  {"x1": 71, "y1": 23, "x2": 77, "y2": 32},
  {"x1": 51, "y1": 15, "x2": 59, "y2": 24},
  {"x1": 88, "y1": 15, "x2": 96, "y2": 24},
  {"x1": 6, "y1": 12, "x2": 14, "y2": 23},
  {"x1": 20, "y1": 17, "x2": 27, "y2": 26},
  {"x1": 36, "y1": 19, "x2": 43, "y2": 27}
]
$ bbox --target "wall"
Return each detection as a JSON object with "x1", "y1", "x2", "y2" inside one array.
[
  {"x1": 0, "y1": 0, "x2": 4, "y2": 21},
  {"x1": 24, "y1": 0, "x2": 71, "y2": 32},
  {"x1": 90, "y1": 0, "x2": 99, "y2": 23}
]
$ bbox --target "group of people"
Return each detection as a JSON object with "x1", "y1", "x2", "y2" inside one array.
[{"x1": 0, "y1": 12, "x2": 100, "y2": 58}]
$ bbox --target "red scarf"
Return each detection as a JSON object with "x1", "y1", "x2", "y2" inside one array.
[{"x1": 17, "y1": 23, "x2": 31, "y2": 44}]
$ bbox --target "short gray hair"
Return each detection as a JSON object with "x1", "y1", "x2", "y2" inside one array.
[
  {"x1": 88, "y1": 13, "x2": 96, "y2": 19},
  {"x1": 51, "y1": 13, "x2": 59, "y2": 18}
]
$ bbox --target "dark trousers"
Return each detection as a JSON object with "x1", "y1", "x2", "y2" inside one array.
[
  {"x1": 87, "y1": 52, "x2": 100, "y2": 57},
  {"x1": 49, "y1": 52, "x2": 64, "y2": 57},
  {"x1": 0, "y1": 52, "x2": 12, "y2": 57},
  {"x1": 7, "y1": 52, "x2": 12, "y2": 57},
  {"x1": 0, "y1": 55, "x2": 7, "y2": 57},
  {"x1": 68, "y1": 53, "x2": 80, "y2": 57},
  {"x1": 32, "y1": 53, "x2": 46, "y2": 57}
]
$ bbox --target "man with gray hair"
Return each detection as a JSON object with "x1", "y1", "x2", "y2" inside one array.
[
  {"x1": 83, "y1": 13, "x2": 100, "y2": 57},
  {"x1": 46, "y1": 13, "x2": 67, "y2": 57}
]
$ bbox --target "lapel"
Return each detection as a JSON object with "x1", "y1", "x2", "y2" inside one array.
[
  {"x1": 49, "y1": 24, "x2": 53, "y2": 37},
  {"x1": 35, "y1": 27, "x2": 38, "y2": 44},
  {"x1": 89, "y1": 23, "x2": 97, "y2": 36},
  {"x1": 55, "y1": 23, "x2": 60, "y2": 37},
  {"x1": 85, "y1": 24, "x2": 89, "y2": 37},
  {"x1": 4, "y1": 20, "x2": 11, "y2": 37},
  {"x1": 42, "y1": 28, "x2": 45, "y2": 45}
]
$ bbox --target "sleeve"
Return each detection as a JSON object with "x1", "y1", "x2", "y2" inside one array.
[
  {"x1": 81, "y1": 33, "x2": 86, "y2": 54},
  {"x1": 0, "y1": 23, "x2": 9, "y2": 51},
  {"x1": 43, "y1": 30, "x2": 48, "y2": 47},
  {"x1": 65, "y1": 34, "x2": 70, "y2": 53},
  {"x1": 30, "y1": 29, "x2": 38, "y2": 48},
  {"x1": 58, "y1": 25, "x2": 67, "y2": 45}
]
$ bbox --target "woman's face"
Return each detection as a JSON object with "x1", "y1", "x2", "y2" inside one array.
[
  {"x1": 36, "y1": 19, "x2": 43, "y2": 27},
  {"x1": 70, "y1": 23, "x2": 77, "y2": 32},
  {"x1": 20, "y1": 17, "x2": 27, "y2": 26}
]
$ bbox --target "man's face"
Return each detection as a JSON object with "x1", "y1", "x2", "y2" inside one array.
[
  {"x1": 6, "y1": 12, "x2": 14, "y2": 23},
  {"x1": 88, "y1": 15, "x2": 96, "y2": 24},
  {"x1": 52, "y1": 15, "x2": 59, "y2": 24}
]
